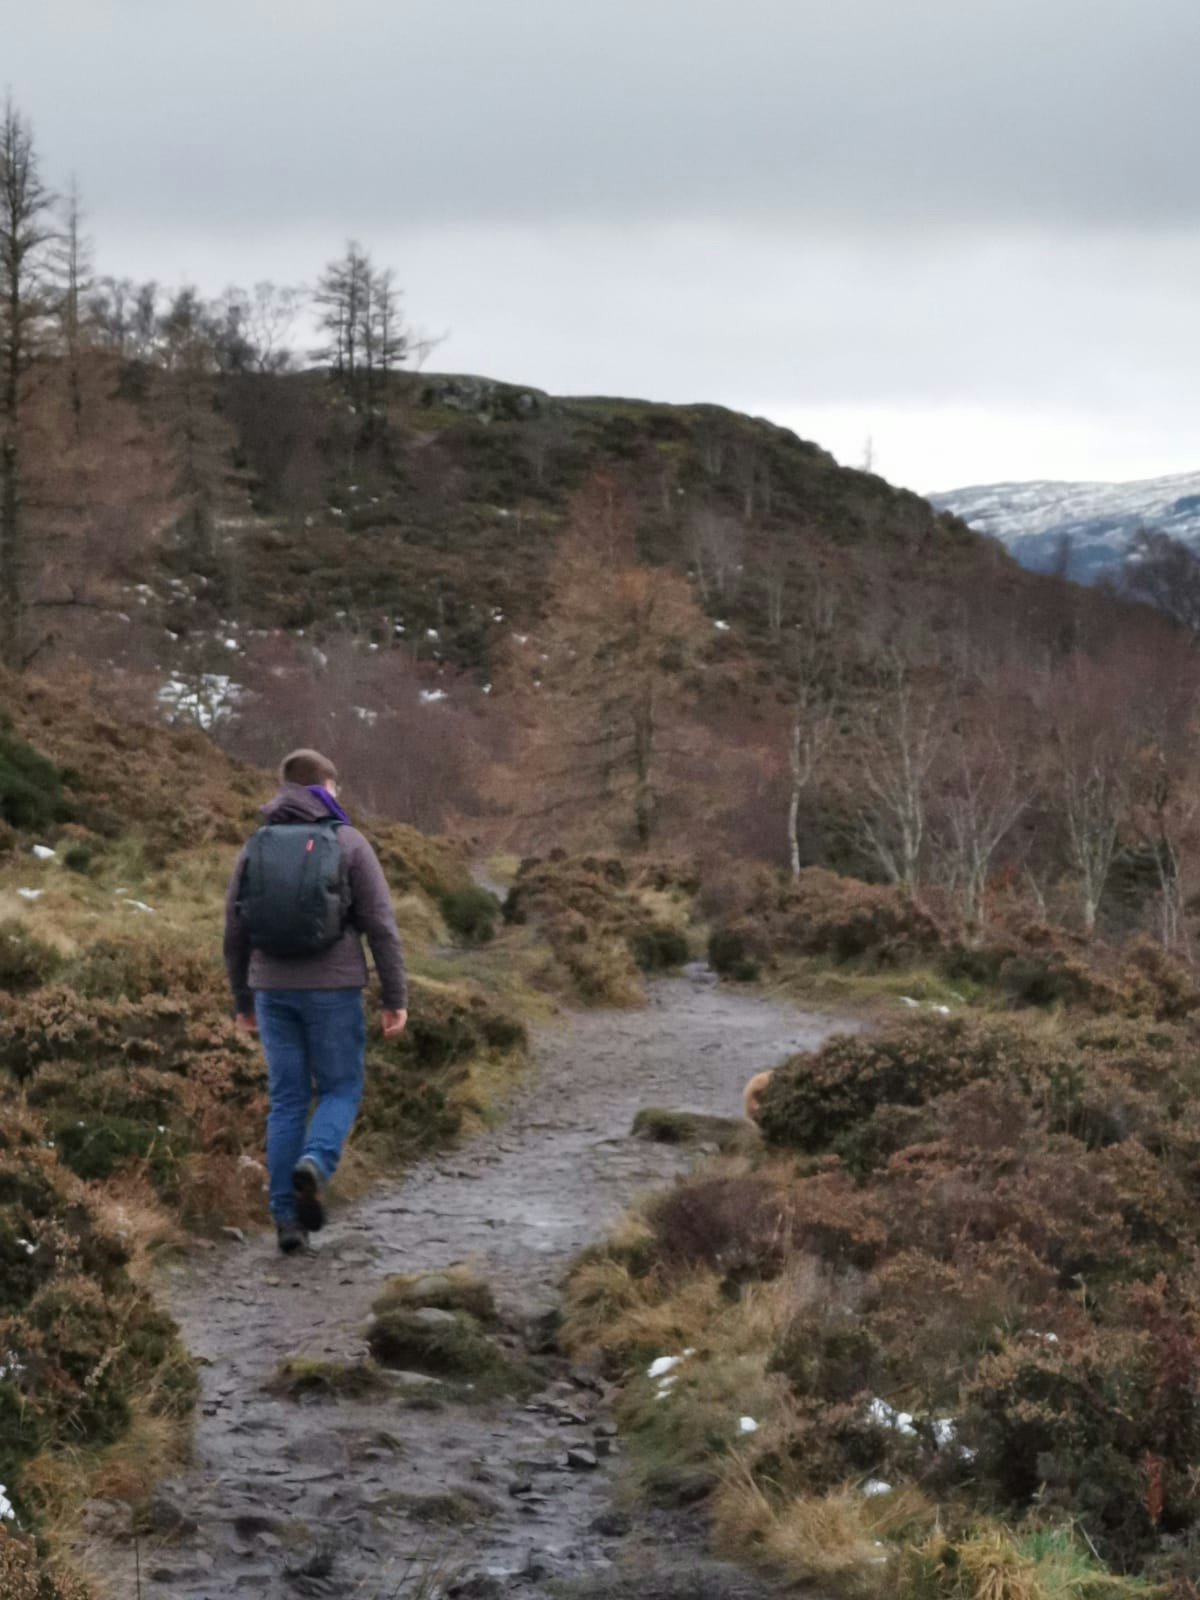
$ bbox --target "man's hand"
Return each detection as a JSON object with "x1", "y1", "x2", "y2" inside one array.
[
  {"x1": 382, "y1": 1008, "x2": 408, "y2": 1039},
  {"x1": 236, "y1": 1012, "x2": 258, "y2": 1036}
]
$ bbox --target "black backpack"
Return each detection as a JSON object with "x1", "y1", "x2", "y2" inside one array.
[{"x1": 236, "y1": 818, "x2": 351, "y2": 958}]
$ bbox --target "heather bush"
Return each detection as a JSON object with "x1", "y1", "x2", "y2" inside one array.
[
  {"x1": 707, "y1": 918, "x2": 769, "y2": 981},
  {"x1": 706, "y1": 867, "x2": 941, "y2": 980},
  {"x1": 0, "y1": 922, "x2": 62, "y2": 993},
  {"x1": 575, "y1": 1000, "x2": 1200, "y2": 1583},
  {"x1": 439, "y1": 884, "x2": 501, "y2": 945},
  {"x1": 0, "y1": 720, "x2": 64, "y2": 832},
  {"x1": 503, "y1": 854, "x2": 696, "y2": 1003},
  {"x1": 0, "y1": 1129, "x2": 194, "y2": 1521}
]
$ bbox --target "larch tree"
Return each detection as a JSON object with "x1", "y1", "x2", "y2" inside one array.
[
  {"x1": 156, "y1": 286, "x2": 234, "y2": 566},
  {"x1": 0, "y1": 99, "x2": 55, "y2": 669},
  {"x1": 53, "y1": 177, "x2": 92, "y2": 437},
  {"x1": 510, "y1": 476, "x2": 709, "y2": 847}
]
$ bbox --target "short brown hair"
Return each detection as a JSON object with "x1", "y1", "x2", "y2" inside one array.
[{"x1": 280, "y1": 748, "x2": 338, "y2": 787}]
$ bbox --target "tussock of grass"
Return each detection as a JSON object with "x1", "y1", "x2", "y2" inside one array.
[
  {"x1": 712, "y1": 1464, "x2": 912, "y2": 1591},
  {"x1": 895, "y1": 1525, "x2": 1157, "y2": 1600},
  {"x1": 562, "y1": 1257, "x2": 724, "y2": 1368}
]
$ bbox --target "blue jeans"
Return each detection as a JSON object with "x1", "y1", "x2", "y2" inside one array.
[{"x1": 254, "y1": 988, "x2": 366, "y2": 1224}]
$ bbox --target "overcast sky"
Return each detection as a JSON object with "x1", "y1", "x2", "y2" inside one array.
[{"x1": 8, "y1": 0, "x2": 1200, "y2": 493}]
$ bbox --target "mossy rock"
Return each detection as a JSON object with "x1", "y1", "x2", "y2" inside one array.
[
  {"x1": 365, "y1": 1307, "x2": 534, "y2": 1398},
  {"x1": 267, "y1": 1357, "x2": 389, "y2": 1400},
  {"x1": 373, "y1": 1268, "x2": 497, "y2": 1323},
  {"x1": 395, "y1": 1488, "x2": 497, "y2": 1525},
  {"x1": 631, "y1": 1107, "x2": 756, "y2": 1154}
]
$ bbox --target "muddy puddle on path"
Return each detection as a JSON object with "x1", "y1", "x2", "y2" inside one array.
[{"x1": 101, "y1": 974, "x2": 850, "y2": 1600}]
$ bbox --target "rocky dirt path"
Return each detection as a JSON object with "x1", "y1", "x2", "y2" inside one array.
[{"x1": 105, "y1": 973, "x2": 851, "y2": 1600}]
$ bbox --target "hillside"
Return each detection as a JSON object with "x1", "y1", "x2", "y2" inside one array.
[
  {"x1": 119, "y1": 368, "x2": 1030, "y2": 688},
  {"x1": 930, "y1": 467, "x2": 1200, "y2": 580}
]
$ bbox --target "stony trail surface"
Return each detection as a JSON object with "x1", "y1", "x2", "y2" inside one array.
[{"x1": 100, "y1": 972, "x2": 852, "y2": 1599}]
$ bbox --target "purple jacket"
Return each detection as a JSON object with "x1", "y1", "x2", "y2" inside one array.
[{"x1": 223, "y1": 785, "x2": 407, "y2": 1015}]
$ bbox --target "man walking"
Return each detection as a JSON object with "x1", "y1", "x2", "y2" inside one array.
[{"x1": 224, "y1": 749, "x2": 408, "y2": 1254}]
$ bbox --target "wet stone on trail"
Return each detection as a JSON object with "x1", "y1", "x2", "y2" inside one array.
[{"x1": 91, "y1": 976, "x2": 845, "y2": 1599}]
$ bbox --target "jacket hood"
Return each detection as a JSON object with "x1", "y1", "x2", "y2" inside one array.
[{"x1": 259, "y1": 784, "x2": 340, "y2": 826}]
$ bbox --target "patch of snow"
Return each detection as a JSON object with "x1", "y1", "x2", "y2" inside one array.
[
  {"x1": 16, "y1": 889, "x2": 41, "y2": 901},
  {"x1": 739, "y1": 1417, "x2": 760, "y2": 1434},
  {"x1": 862, "y1": 1480, "x2": 892, "y2": 1498},
  {"x1": 426, "y1": 628, "x2": 440, "y2": 640},
  {"x1": 0, "y1": 1485, "x2": 13, "y2": 1520},
  {"x1": 420, "y1": 689, "x2": 449, "y2": 705},
  {"x1": 482, "y1": 683, "x2": 493, "y2": 695},
  {"x1": 899, "y1": 996, "x2": 920, "y2": 1008},
  {"x1": 713, "y1": 620, "x2": 730, "y2": 632},
  {"x1": 648, "y1": 1355, "x2": 682, "y2": 1379},
  {"x1": 353, "y1": 707, "x2": 380, "y2": 725},
  {"x1": 30, "y1": 845, "x2": 56, "y2": 861},
  {"x1": 126, "y1": 900, "x2": 156, "y2": 914},
  {"x1": 157, "y1": 673, "x2": 242, "y2": 731},
  {"x1": 16, "y1": 1238, "x2": 34, "y2": 1255},
  {"x1": 932, "y1": 1418, "x2": 956, "y2": 1447},
  {"x1": 223, "y1": 638, "x2": 239, "y2": 651},
  {"x1": 513, "y1": 633, "x2": 529, "y2": 645},
  {"x1": 928, "y1": 1003, "x2": 951, "y2": 1015},
  {"x1": 866, "y1": 1398, "x2": 916, "y2": 1436}
]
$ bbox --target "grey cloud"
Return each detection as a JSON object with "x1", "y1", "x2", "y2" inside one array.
[{"x1": 9, "y1": 0, "x2": 1200, "y2": 232}]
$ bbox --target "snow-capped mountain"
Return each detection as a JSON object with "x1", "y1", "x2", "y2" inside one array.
[{"x1": 930, "y1": 469, "x2": 1200, "y2": 581}]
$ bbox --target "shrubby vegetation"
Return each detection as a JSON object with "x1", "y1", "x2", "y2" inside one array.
[
  {"x1": 568, "y1": 1004, "x2": 1200, "y2": 1595},
  {"x1": 504, "y1": 852, "x2": 695, "y2": 1005},
  {"x1": 0, "y1": 693, "x2": 530, "y2": 1593}
]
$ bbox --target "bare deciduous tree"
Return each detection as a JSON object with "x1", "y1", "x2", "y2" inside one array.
[
  {"x1": 856, "y1": 656, "x2": 940, "y2": 892},
  {"x1": 688, "y1": 506, "x2": 744, "y2": 605},
  {"x1": 785, "y1": 582, "x2": 840, "y2": 878},
  {"x1": 935, "y1": 730, "x2": 1028, "y2": 936}
]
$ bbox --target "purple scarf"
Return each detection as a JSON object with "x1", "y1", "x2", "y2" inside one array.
[{"x1": 307, "y1": 785, "x2": 351, "y2": 824}]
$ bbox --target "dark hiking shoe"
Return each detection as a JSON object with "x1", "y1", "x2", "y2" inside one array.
[
  {"x1": 292, "y1": 1157, "x2": 327, "y2": 1233},
  {"x1": 276, "y1": 1220, "x2": 309, "y2": 1255}
]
